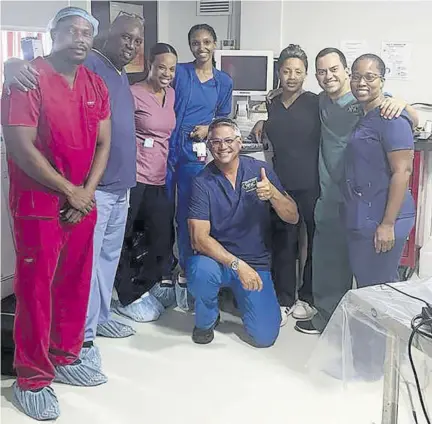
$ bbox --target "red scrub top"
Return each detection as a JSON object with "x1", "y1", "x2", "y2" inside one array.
[{"x1": 1, "y1": 57, "x2": 110, "y2": 219}]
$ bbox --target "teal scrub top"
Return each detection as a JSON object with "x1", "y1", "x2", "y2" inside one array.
[{"x1": 318, "y1": 91, "x2": 363, "y2": 203}]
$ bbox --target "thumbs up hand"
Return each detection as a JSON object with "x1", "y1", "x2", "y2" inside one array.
[{"x1": 256, "y1": 167, "x2": 274, "y2": 201}]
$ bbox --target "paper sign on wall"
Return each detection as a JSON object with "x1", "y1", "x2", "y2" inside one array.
[
  {"x1": 340, "y1": 41, "x2": 369, "y2": 70},
  {"x1": 381, "y1": 42, "x2": 412, "y2": 80}
]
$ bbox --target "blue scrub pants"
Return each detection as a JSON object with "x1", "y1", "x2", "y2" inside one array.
[
  {"x1": 344, "y1": 216, "x2": 415, "y2": 380},
  {"x1": 347, "y1": 216, "x2": 415, "y2": 287},
  {"x1": 175, "y1": 162, "x2": 205, "y2": 271},
  {"x1": 85, "y1": 189, "x2": 128, "y2": 341},
  {"x1": 187, "y1": 255, "x2": 281, "y2": 347}
]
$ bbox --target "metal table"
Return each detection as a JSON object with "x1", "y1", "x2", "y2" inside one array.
[
  {"x1": 348, "y1": 281, "x2": 432, "y2": 423},
  {"x1": 310, "y1": 279, "x2": 432, "y2": 424}
]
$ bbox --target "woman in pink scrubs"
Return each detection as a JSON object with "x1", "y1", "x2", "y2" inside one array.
[{"x1": 113, "y1": 43, "x2": 178, "y2": 322}]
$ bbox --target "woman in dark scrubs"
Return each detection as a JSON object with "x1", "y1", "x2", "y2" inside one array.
[
  {"x1": 341, "y1": 54, "x2": 415, "y2": 287},
  {"x1": 252, "y1": 45, "x2": 321, "y2": 326}
]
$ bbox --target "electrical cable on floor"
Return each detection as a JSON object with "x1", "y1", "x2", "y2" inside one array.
[{"x1": 409, "y1": 317, "x2": 432, "y2": 424}]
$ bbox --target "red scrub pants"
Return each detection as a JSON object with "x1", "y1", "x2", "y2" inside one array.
[{"x1": 12, "y1": 211, "x2": 96, "y2": 390}]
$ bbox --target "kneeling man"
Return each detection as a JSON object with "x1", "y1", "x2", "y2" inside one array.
[{"x1": 187, "y1": 118, "x2": 299, "y2": 347}]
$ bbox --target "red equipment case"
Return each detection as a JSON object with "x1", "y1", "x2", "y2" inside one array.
[{"x1": 399, "y1": 150, "x2": 421, "y2": 277}]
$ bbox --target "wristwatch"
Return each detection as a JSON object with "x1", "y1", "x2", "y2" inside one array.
[{"x1": 230, "y1": 257, "x2": 240, "y2": 272}]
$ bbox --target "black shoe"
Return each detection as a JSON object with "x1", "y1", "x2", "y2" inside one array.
[
  {"x1": 295, "y1": 320, "x2": 322, "y2": 335},
  {"x1": 192, "y1": 315, "x2": 220, "y2": 345}
]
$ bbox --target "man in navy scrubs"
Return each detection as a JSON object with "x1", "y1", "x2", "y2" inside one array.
[{"x1": 187, "y1": 118, "x2": 299, "y2": 347}]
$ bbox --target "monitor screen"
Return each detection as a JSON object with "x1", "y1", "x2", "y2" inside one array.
[{"x1": 220, "y1": 56, "x2": 268, "y2": 92}]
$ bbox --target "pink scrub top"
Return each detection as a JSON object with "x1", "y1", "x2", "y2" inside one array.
[{"x1": 130, "y1": 83, "x2": 176, "y2": 186}]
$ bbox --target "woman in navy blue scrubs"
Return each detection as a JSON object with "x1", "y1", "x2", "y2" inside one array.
[{"x1": 341, "y1": 54, "x2": 415, "y2": 287}]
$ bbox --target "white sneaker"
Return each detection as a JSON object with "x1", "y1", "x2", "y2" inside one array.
[
  {"x1": 280, "y1": 304, "x2": 296, "y2": 327},
  {"x1": 292, "y1": 300, "x2": 316, "y2": 321}
]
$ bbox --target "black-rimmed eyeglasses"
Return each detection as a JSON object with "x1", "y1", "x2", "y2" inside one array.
[{"x1": 351, "y1": 72, "x2": 383, "y2": 83}]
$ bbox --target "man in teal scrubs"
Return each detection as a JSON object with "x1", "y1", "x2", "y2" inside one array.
[{"x1": 294, "y1": 48, "x2": 419, "y2": 334}]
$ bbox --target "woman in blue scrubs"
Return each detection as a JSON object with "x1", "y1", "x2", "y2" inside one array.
[
  {"x1": 341, "y1": 54, "x2": 415, "y2": 287},
  {"x1": 151, "y1": 24, "x2": 233, "y2": 310}
]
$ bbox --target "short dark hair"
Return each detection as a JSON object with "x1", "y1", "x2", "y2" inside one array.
[
  {"x1": 149, "y1": 43, "x2": 178, "y2": 65},
  {"x1": 315, "y1": 47, "x2": 348, "y2": 69},
  {"x1": 188, "y1": 23, "x2": 217, "y2": 44},
  {"x1": 352, "y1": 53, "x2": 386, "y2": 77},
  {"x1": 208, "y1": 118, "x2": 241, "y2": 138},
  {"x1": 278, "y1": 44, "x2": 308, "y2": 72}
]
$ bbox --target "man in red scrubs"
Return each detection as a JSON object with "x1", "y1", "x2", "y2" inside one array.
[{"x1": 1, "y1": 7, "x2": 111, "y2": 421}]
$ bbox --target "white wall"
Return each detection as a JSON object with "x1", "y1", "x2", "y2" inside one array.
[
  {"x1": 281, "y1": 1, "x2": 432, "y2": 104},
  {"x1": 157, "y1": 1, "x2": 171, "y2": 44},
  {"x1": 240, "y1": 1, "x2": 432, "y2": 105},
  {"x1": 157, "y1": 0, "x2": 231, "y2": 62},
  {"x1": 239, "y1": 0, "x2": 283, "y2": 53},
  {"x1": 1, "y1": 0, "x2": 91, "y2": 31}
]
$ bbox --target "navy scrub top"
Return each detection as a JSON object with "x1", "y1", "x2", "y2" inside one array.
[
  {"x1": 341, "y1": 108, "x2": 415, "y2": 232},
  {"x1": 188, "y1": 156, "x2": 285, "y2": 270}
]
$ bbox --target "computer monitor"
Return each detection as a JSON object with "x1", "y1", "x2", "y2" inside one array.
[{"x1": 214, "y1": 50, "x2": 274, "y2": 96}]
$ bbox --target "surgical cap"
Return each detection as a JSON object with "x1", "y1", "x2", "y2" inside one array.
[{"x1": 47, "y1": 7, "x2": 99, "y2": 37}]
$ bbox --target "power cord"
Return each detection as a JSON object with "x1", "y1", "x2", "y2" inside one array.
[
  {"x1": 412, "y1": 315, "x2": 432, "y2": 340},
  {"x1": 409, "y1": 315, "x2": 432, "y2": 424},
  {"x1": 411, "y1": 103, "x2": 432, "y2": 108},
  {"x1": 381, "y1": 283, "x2": 432, "y2": 423},
  {"x1": 382, "y1": 283, "x2": 431, "y2": 308},
  {"x1": 403, "y1": 377, "x2": 419, "y2": 424}
]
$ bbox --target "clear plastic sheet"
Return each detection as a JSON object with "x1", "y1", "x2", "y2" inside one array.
[{"x1": 308, "y1": 278, "x2": 432, "y2": 423}]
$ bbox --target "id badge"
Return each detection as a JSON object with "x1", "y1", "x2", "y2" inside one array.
[
  {"x1": 192, "y1": 142, "x2": 207, "y2": 162},
  {"x1": 142, "y1": 138, "x2": 154, "y2": 148}
]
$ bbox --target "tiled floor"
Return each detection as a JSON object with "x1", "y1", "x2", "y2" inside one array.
[{"x1": 1, "y1": 307, "x2": 430, "y2": 424}]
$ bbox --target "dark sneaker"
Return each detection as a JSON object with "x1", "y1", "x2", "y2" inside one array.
[
  {"x1": 192, "y1": 315, "x2": 220, "y2": 345},
  {"x1": 294, "y1": 320, "x2": 322, "y2": 335}
]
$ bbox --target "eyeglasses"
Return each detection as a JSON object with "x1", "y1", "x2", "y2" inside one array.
[
  {"x1": 114, "y1": 10, "x2": 145, "y2": 23},
  {"x1": 351, "y1": 72, "x2": 382, "y2": 83},
  {"x1": 208, "y1": 136, "x2": 239, "y2": 147}
]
